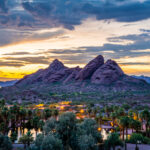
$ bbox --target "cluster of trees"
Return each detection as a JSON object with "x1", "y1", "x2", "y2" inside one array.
[
  {"x1": 0, "y1": 99, "x2": 59, "y2": 140},
  {"x1": 30, "y1": 112, "x2": 102, "y2": 150},
  {"x1": 87, "y1": 103, "x2": 150, "y2": 140},
  {"x1": 1, "y1": 99, "x2": 150, "y2": 150}
]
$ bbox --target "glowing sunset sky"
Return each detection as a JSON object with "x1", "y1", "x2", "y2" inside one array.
[{"x1": 1, "y1": 0, "x2": 150, "y2": 81}]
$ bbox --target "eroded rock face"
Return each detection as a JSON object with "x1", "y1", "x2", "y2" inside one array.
[
  {"x1": 76, "y1": 55, "x2": 104, "y2": 80},
  {"x1": 91, "y1": 59, "x2": 124, "y2": 84},
  {"x1": 64, "y1": 67, "x2": 82, "y2": 84}
]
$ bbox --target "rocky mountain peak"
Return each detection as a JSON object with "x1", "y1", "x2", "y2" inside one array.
[
  {"x1": 91, "y1": 59, "x2": 124, "y2": 84},
  {"x1": 48, "y1": 59, "x2": 65, "y2": 71},
  {"x1": 76, "y1": 55, "x2": 104, "y2": 80}
]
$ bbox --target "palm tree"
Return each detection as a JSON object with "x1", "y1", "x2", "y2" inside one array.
[
  {"x1": 43, "y1": 108, "x2": 52, "y2": 120},
  {"x1": 10, "y1": 104, "x2": 20, "y2": 129},
  {"x1": 118, "y1": 117, "x2": 130, "y2": 140},
  {"x1": 105, "y1": 133, "x2": 124, "y2": 150},
  {"x1": 93, "y1": 108, "x2": 98, "y2": 118},
  {"x1": 1, "y1": 107, "x2": 10, "y2": 134},
  {"x1": 96, "y1": 113, "x2": 103, "y2": 127},
  {"x1": 140, "y1": 109, "x2": 150, "y2": 136},
  {"x1": 31, "y1": 116, "x2": 40, "y2": 136},
  {"x1": 19, "y1": 108, "x2": 27, "y2": 132},
  {"x1": 110, "y1": 112, "x2": 117, "y2": 128},
  {"x1": 53, "y1": 109, "x2": 59, "y2": 119},
  {"x1": 116, "y1": 108, "x2": 125, "y2": 117},
  {"x1": 19, "y1": 131, "x2": 34, "y2": 149},
  {"x1": 87, "y1": 106, "x2": 92, "y2": 117},
  {"x1": 0, "y1": 99, "x2": 5, "y2": 109}
]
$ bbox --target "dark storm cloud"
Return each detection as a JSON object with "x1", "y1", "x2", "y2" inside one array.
[
  {"x1": 0, "y1": 0, "x2": 8, "y2": 14},
  {"x1": 1, "y1": 0, "x2": 150, "y2": 29},
  {"x1": 83, "y1": 1, "x2": 150, "y2": 22}
]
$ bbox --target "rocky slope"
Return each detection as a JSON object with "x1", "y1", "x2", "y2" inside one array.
[{"x1": 0, "y1": 55, "x2": 150, "y2": 102}]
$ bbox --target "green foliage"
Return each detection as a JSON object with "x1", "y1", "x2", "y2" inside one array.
[
  {"x1": 19, "y1": 131, "x2": 34, "y2": 148},
  {"x1": 128, "y1": 133, "x2": 144, "y2": 144},
  {"x1": 78, "y1": 135, "x2": 97, "y2": 150},
  {"x1": 42, "y1": 134, "x2": 63, "y2": 150},
  {"x1": 128, "y1": 133, "x2": 150, "y2": 144},
  {"x1": 0, "y1": 99, "x2": 5, "y2": 108},
  {"x1": 78, "y1": 118, "x2": 102, "y2": 143},
  {"x1": 41, "y1": 112, "x2": 102, "y2": 150},
  {"x1": 43, "y1": 109, "x2": 52, "y2": 120},
  {"x1": 34, "y1": 134, "x2": 44, "y2": 149},
  {"x1": 105, "y1": 133, "x2": 123, "y2": 150},
  {"x1": 122, "y1": 104, "x2": 130, "y2": 110},
  {"x1": 43, "y1": 118, "x2": 57, "y2": 135},
  {"x1": 0, "y1": 134, "x2": 12, "y2": 150},
  {"x1": 10, "y1": 131, "x2": 17, "y2": 143}
]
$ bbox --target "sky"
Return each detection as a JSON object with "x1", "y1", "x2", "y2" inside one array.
[{"x1": 1, "y1": 0, "x2": 150, "y2": 81}]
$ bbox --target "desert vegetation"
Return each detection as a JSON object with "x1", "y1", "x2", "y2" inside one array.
[{"x1": 0, "y1": 99, "x2": 150, "y2": 150}]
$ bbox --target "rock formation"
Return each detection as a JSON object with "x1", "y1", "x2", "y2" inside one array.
[
  {"x1": 76, "y1": 55, "x2": 104, "y2": 80},
  {"x1": 91, "y1": 59, "x2": 124, "y2": 84},
  {"x1": 15, "y1": 55, "x2": 148, "y2": 87}
]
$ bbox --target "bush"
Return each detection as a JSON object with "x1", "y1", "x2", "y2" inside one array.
[
  {"x1": 0, "y1": 134, "x2": 12, "y2": 150},
  {"x1": 143, "y1": 136, "x2": 150, "y2": 144},
  {"x1": 128, "y1": 133, "x2": 143, "y2": 144},
  {"x1": 128, "y1": 133, "x2": 150, "y2": 144}
]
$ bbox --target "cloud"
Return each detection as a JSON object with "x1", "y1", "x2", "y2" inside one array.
[
  {"x1": 0, "y1": 29, "x2": 65, "y2": 46},
  {"x1": 0, "y1": 0, "x2": 8, "y2": 14},
  {"x1": 0, "y1": 0, "x2": 150, "y2": 30},
  {"x1": 0, "y1": 56, "x2": 50, "y2": 67},
  {"x1": 0, "y1": 61, "x2": 24, "y2": 67},
  {"x1": 3, "y1": 52, "x2": 31, "y2": 55}
]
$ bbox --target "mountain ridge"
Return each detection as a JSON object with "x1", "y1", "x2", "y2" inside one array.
[{"x1": 0, "y1": 55, "x2": 150, "y2": 102}]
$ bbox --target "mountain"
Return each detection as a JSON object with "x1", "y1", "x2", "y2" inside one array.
[
  {"x1": 0, "y1": 55, "x2": 150, "y2": 102},
  {"x1": 132, "y1": 75, "x2": 150, "y2": 84},
  {"x1": 0, "y1": 80, "x2": 18, "y2": 87}
]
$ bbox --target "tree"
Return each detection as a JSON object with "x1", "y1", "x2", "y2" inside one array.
[
  {"x1": 87, "y1": 106, "x2": 92, "y2": 117},
  {"x1": 129, "y1": 119, "x2": 141, "y2": 133},
  {"x1": 31, "y1": 116, "x2": 40, "y2": 136},
  {"x1": 53, "y1": 109, "x2": 59, "y2": 118},
  {"x1": 42, "y1": 112, "x2": 103, "y2": 150},
  {"x1": 118, "y1": 117, "x2": 130, "y2": 140},
  {"x1": 19, "y1": 108, "x2": 27, "y2": 131},
  {"x1": 140, "y1": 109, "x2": 150, "y2": 136},
  {"x1": 1, "y1": 107, "x2": 10, "y2": 134},
  {"x1": 34, "y1": 134, "x2": 44, "y2": 149},
  {"x1": 56, "y1": 112, "x2": 77, "y2": 150},
  {"x1": 43, "y1": 118, "x2": 57, "y2": 135},
  {"x1": 42, "y1": 134, "x2": 63, "y2": 150},
  {"x1": 78, "y1": 118, "x2": 102, "y2": 144},
  {"x1": 0, "y1": 134, "x2": 12, "y2": 150},
  {"x1": 0, "y1": 99, "x2": 5, "y2": 109},
  {"x1": 105, "y1": 133, "x2": 123, "y2": 150},
  {"x1": 43, "y1": 109, "x2": 52, "y2": 120},
  {"x1": 78, "y1": 135, "x2": 97, "y2": 150},
  {"x1": 110, "y1": 112, "x2": 117, "y2": 128},
  {"x1": 10, "y1": 131, "x2": 17, "y2": 143},
  {"x1": 97, "y1": 113, "x2": 103, "y2": 126},
  {"x1": 129, "y1": 133, "x2": 144, "y2": 150},
  {"x1": 19, "y1": 131, "x2": 34, "y2": 149}
]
